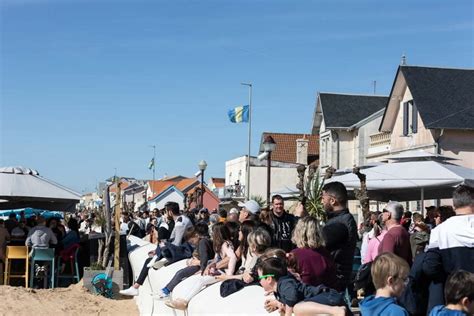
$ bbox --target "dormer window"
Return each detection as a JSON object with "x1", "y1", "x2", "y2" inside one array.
[{"x1": 403, "y1": 100, "x2": 418, "y2": 136}]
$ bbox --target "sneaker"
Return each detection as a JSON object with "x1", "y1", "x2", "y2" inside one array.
[
  {"x1": 146, "y1": 255, "x2": 158, "y2": 268},
  {"x1": 152, "y1": 289, "x2": 170, "y2": 300},
  {"x1": 119, "y1": 286, "x2": 139, "y2": 296}
]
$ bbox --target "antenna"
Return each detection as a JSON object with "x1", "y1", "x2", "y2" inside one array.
[{"x1": 373, "y1": 80, "x2": 377, "y2": 95}]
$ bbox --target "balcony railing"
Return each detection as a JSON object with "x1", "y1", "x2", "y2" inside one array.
[
  {"x1": 368, "y1": 132, "x2": 391, "y2": 156},
  {"x1": 369, "y1": 131, "x2": 391, "y2": 146},
  {"x1": 214, "y1": 185, "x2": 246, "y2": 199}
]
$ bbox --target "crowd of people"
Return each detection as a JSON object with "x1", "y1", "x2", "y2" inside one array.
[
  {"x1": 2, "y1": 182, "x2": 472, "y2": 315},
  {"x1": 116, "y1": 182, "x2": 473, "y2": 316}
]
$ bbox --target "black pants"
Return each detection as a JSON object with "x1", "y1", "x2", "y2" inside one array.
[
  {"x1": 136, "y1": 257, "x2": 153, "y2": 285},
  {"x1": 165, "y1": 265, "x2": 200, "y2": 291}
]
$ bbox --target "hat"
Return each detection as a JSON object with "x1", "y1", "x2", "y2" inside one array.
[
  {"x1": 199, "y1": 208, "x2": 209, "y2": 213},
  {"x1": 229, "y1": 208, "x2": 239, "y2": 215},
  {"x1": 238, "y1": 200, "x2": 261, "y2": 214},
  {"x1": 383, "y1": 201, "x2": 404, "y2": 221}
]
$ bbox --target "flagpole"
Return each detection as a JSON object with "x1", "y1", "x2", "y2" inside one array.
[
  {"x1": 149, "y1": 145, "x2": 156, "y2": 181},
  {"x1": 153, "y1": 145, "x2": 156, "y2": 181},
  {"x1": 241, "y1": 82, "x2": 252, "y2": 200}
]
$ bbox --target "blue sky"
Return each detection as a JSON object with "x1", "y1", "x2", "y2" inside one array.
[{"x1": 1, "y1": 0, "x2": 473, "y2": 193}]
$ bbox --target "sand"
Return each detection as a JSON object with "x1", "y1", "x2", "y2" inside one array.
[{"x1": 0, "y1": 281, "x2": 139, "y2": 316}]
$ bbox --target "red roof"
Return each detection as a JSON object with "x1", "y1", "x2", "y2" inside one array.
[
  {"x1": 210, "y1": 177, "x2": 225, "y2": 188},
  {"x1": 148, "y1": 177, "x2": 199, "y2": 200},
  {"x1": 260, "y1": 132, "x2": 319, "y2": 164}
]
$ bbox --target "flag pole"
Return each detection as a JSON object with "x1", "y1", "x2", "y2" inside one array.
[
  {"x1": 149, "y1": 145, "x2": 156, "y2": 181},
  {"x1": 153, "y1": 145, "x2": 156, "y2": 181},
  {"x1": 241, "y1": 82, "x2": 252, "y2": 200}
]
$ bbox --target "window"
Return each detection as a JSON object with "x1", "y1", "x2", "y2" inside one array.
[
  {"x1": 321, "y1": 137, "x2": 330, "y2": 166},
  {"x1": 403, "y1": 100, "x2": 418, "y2": 136}
]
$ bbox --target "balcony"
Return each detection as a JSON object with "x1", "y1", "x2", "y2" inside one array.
[
  {"x1": 213, "y1": 184, "x2": 246, "y2": 200},
  {"x1": 368, "y1": 132, "x2": 391, "y2": 157}
]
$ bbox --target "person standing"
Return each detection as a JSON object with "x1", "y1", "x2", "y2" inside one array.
[
  {"x1": 378, "y1": 201, "x2": 412, "y2": 266},
  {"x1": 321, "y1": 181, "x2": 357, "y2": 293},
  {"x1": 268, "y1": 195, "x2": 299, "y2": 253}
]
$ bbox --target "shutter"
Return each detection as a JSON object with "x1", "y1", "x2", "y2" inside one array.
[
  {"x1": 411, "y1": 101, "x2": 418, "y2": 133},
  {"x1": 403, "y1": 102, "x2": 409, "y2": 136}
]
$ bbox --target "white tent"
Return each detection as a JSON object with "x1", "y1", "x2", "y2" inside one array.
[
  {"x1": 0, "y1": 166, "x2": 81, "y2": 212},
  {"x1": 326, "y1": 160, "x2": 474, "y2": 202}
]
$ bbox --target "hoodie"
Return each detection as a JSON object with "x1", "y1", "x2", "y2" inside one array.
[
  {"x1": 360, "y1": 295, "x2": 409, "y2": 316},
  {"x1": 429, "y1": 305, "x2": 468, "y2": 316}
]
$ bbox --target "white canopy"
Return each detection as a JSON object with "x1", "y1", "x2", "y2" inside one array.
[
  {"x1": 326, "y1": 160, "x2": 474, "y2": 201},
  {"x1": 0, "y1": 166, "x2": 81, "y2": 212}
]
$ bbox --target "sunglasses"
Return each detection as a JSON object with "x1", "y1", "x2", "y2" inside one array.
[{"x1": 258, "y1": 274, "x2": 274, "y2": 280}]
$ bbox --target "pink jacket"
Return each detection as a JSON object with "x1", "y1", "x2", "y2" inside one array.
[{"x1": 363, "y1": 230, "x2": 387, "y2": 263}]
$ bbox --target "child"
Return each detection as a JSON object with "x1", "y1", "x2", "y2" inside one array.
[
  {"x1": 257, "y1": 255, "x2": 348, "y2": 316},
  {"x1": 359, "y1": 252, "x2": 410, "y2": 315},
  {"x1": 165, "y1": 222, "x2": 237, "y2": 310},
  {"x1": 429, "y1": 270, "x2": 474, "y2": 316},
  {"x1": 155, "y1": 222, "x2": 214, "y2": 299}
]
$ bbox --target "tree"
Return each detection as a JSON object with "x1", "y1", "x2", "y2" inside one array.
[{"x1": 94, "y1": 185, "x2": 113, "y2": 269}]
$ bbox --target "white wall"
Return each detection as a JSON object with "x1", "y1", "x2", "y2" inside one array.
[
  {"x1": 225, "y1": 156, "x2": 299, "y2": 200},
  {"x1": 148, "y1": 190, "x2": 184, "y2": 210}
]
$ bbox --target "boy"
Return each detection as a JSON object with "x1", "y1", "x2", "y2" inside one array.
[
  {"x1": 257, "y1": 256, "x2": 348, "y2": 316},
  {"x1": 429, "y1": 270, "x2": 474, "y2": 315},
  {"x1": 359, "y1": 252, "x2": 410, "y2": 315}
]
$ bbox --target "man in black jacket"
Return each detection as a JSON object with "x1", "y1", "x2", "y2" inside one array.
[
  {"x1": 269, "y1": 195, "x2": 298, "y2": 253},
  {"x1": 321, "y1": 181, "x2": 357, "y2": 292}
]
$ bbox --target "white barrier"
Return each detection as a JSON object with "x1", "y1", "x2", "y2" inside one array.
[{"x1": 127, "y1": 237, "x2": 278, "y2": 316}]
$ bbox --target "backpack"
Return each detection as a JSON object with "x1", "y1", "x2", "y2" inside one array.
[{"x1": 353, "y1": 261, "x2": 375, "y2": 296}]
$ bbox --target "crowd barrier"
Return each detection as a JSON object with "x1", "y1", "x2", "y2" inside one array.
[{"x1": 127, "y1": 236, "x2": 279, "y2": 316}]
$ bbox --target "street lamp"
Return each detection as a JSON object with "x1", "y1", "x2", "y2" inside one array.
[
  {"x1": 198, "y1": 160, "x2": 207, "y2": 208},
  {"x1": 263, "y1": 135, "x2": 276, "y2": 205}
]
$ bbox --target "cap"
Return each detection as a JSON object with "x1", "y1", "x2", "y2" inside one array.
[
  {"x1": 238, "y1": 200, "x2": 261, "y2": 214},
  {"x1": 229, "y1": 208, "x2": 239, "y2": 215},
  {"x1": 383, "y1": 201, "x2": 404, "y2": 221}
]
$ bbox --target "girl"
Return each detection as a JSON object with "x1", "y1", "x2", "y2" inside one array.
[{"x1": 165, "y1": 222, "x2": 237, "y2": 310}]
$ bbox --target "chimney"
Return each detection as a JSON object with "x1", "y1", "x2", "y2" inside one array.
[{"x1": 296, "y1": 137, "x2": 309, "y2": 165}]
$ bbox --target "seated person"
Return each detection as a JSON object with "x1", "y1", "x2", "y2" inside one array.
[
  {"x1": 120, "y1": 226, "x2": 197, "y2": 296},
  {"x1": 257, "y1": 254, "x2": 348, "y2": 316},
  {"x1": 156, "y1": 222, "x2": 214, "y2": 299},
  {"x1": 25, "y1": 216, "x2": 58, "y2": 250},
  {"x1": 165, "y1": 222, "x2": 237, "y2": 310},
  {"x1": 359, "y1": 252, "x2": 410, "y2": 316},
  {"x1": 429, "y1": 270, "x2": 474, "y2": 316},
  {"x1": 216, "y1": 227, "x2": 272, "y2": 282}
]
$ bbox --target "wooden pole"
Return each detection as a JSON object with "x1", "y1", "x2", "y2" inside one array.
[{"x1": 114, "y1": 178, "x2": 121, "y2": 271}]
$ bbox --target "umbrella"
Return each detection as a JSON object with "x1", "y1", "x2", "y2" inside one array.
[
  {"x1": 326, "y1": 160, "x2": 474, "y2": 202},
  {"x1": 0, "y1": 166, "x2": 81, "y2": 212}
]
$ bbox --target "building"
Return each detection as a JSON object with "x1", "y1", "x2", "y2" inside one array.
[
  {"x1": 147, "y1": 176, "x2": 219, "y2": 211},
  {"x1": 312, "y1": 92, "x2": 389, "y2": 172},
  {"x1": 222, "y1": 132, "x2": 318, "y2": 203},
  {"x1": 379, "y1": 65, "x2": 474, "y2": 168}
]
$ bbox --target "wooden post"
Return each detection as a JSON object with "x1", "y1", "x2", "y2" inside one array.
[
  {"x1": 114, "y1": 178, "x2": 121, "y2": 271},
  {"x1": 353, "y1": 166, "x2": 370, "y2": 221}
]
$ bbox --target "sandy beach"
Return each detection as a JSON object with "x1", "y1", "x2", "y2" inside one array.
[{"x1": 0, "y1": 281, "x2": 138, "y2": 316}]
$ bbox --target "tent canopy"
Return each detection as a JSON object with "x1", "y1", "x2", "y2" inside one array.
[
  {"x1": 0, "y1": 167, "x2": 81, "y2": 212},
  {"x1": 326, "y1": 160, "x2": 474, "y2": 201}
]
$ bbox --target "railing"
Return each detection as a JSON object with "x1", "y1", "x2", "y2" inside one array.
[
  {"x1": 368, "y1": 132, "x2": 391, "y2": 157},
  {"x1": 214, "y1": 185, "x2": 246, "y2": 199},
  {"x1": 369, "y1": 132, "x2": 391, "y2": 147}
]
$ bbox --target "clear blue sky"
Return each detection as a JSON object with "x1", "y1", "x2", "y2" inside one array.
[{"x1": 1, "y1": 0, "x2": 473, "y2": 194}]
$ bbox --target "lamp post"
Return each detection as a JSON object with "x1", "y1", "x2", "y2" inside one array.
[
  {"x1": 263, "y1": 136, "x2": 276, "y2": 205},
  {"x1": 198, "y1": 160, "x2": 207, "y2": 208}
]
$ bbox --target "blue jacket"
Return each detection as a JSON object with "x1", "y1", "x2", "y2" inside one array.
[{"x1": 360, "y1": 295, "x2": 409, "y2": 316}]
